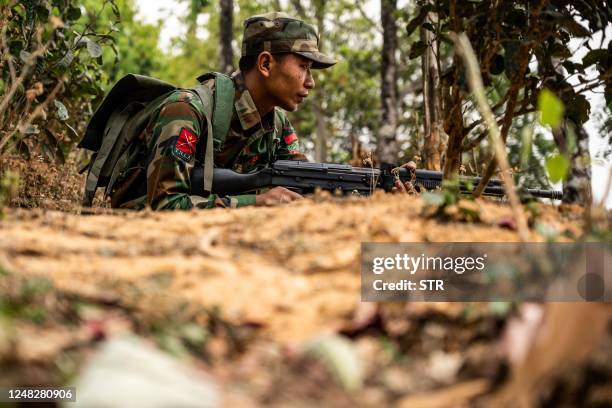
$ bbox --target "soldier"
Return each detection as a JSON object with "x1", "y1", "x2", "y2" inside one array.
[{"x1": 110, "y1": 12, "x2": 413, "y2": 210}]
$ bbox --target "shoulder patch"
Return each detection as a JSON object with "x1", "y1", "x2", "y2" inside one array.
[
  {"x1": 284, "y1": 133, "x2": 298, "y2": 145},
  {"x1": 173, "y1": 128, "x2": 198, "y2": 162}
]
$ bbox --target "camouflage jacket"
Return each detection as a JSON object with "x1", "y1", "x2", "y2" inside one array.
[{"x1": 112, "y1": 71, "x2": 307, "y2": 210}]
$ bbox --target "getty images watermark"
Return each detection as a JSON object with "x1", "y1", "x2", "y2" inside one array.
[{"x1": 361, "y1": 242, "x2": 610, "y2": 302}]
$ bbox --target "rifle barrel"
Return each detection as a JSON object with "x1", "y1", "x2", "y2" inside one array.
[{"x1": 191, "y1": 160, "x2": 563, "y2": 200}]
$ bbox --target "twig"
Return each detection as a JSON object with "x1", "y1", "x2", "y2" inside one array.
[
  {"x1": 0, "y1": 41, "x2": 50, "y2": 129},
  {"x1": 0, "y1": 80, "x2": 64, "y2": 153},
  {"x1": 450, "y1": 32, "x2": 530, "y2": 242}
]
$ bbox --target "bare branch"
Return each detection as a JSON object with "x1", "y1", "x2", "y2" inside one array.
[{"x1": 0, "y1": 38, "x2": 50, "y2": 128}]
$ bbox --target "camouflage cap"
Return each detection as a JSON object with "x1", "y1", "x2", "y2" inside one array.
[{"x1": 241, "y1": 12, "x2": 337, "y2": 69}]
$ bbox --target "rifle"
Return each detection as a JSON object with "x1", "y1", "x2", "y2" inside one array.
[{"x1": 191, "y1": 160, "x2": 563, "y2": 200}]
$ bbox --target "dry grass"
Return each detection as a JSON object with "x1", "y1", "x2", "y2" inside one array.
[{"x1": 0, "y1": 154, "x2": 91, "y2": 211}]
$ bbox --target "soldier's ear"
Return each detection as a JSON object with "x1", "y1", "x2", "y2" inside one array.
[{"x1": 257, "y1": 52, "x2": 273, "y2": 77}]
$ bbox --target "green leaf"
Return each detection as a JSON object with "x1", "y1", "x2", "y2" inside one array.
[
  {"x1": 582, "y1": 49, "x2": 608, "y2": 68},
  {"x1": 546, "y1": 154, "x2": 570, "y2": 183},
  {"x1": 111, "y1": 2, "x2": 121, "y2": 19},
  {"x1": 53, "y1": 100, "x2": 69, "y2": 121},
  {"x1": 43, "y1": 127, "x2": 65, "y2": 164},
  {"x1": 405, "y1": 6, "x2": 432, "y2": 36},
  {"x1": 422, "y1": 22, "x2": 436, "y2": 32},
  {"x1": 566, "y1": 94, "x2": 590, "y2": 125},
  {"x1": 550, "y1": 43, "x2": 571, "y2": 58},
  {"x1": 37, "y1": 2, "x2": 51, "y2": 18},
  {"x1": 409, "y1": 40, "x2": 427, "y2": 59},
  {"x1": 538, "y1": 89, "x2": 565, "y2": 128},
  {"x1": 66, "y1": 6, "x2": 81, "y2": 21},
  {"x1": 561, "y1": 61, "x2": 577, "y2": 75},
  {"x1": 74, "y1": 37, "x2": 89, "y2": 49},
  {"x1": 58, "y1": 51, "x2": 74, "y2": 67},
  {"x1": 86, "y1": 40, "x2": 102, "y2": 58}
]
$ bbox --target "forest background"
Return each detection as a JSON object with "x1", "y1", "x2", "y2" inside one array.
[
  {"x1": 1, "y1": 2, "x2": 611, "y2": 404},
  {"x1": 0, "y1": 0, "x2": 610, "y2": 208}
]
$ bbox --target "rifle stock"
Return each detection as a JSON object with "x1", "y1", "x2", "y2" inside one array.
[{"x1": 191, "y1": 160, "x2": 563, "y2": 200}]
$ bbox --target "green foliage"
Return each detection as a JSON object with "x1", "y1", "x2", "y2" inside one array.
[
  {"x1": 2, "y1": 0, "x2": 607, "y2": 198},
  {"x1": 78, "y1": 0, "x2": 163, "y2": 83},
  {"x1": 156, "y1": 0, "x2": 272, "y2": 87},
  {"x1": 505, "y1": 116, "x2": 555, "y2": 190},
  {"x1": 408, "y1": 40, "x2": 427, "y2": 59},
  {"x1": 545, "y1": 153, "x2": 570, "y2": 183},
  {"x1": 538, "y1": 89, "x2": 564, "y2": 129},
  {"x1": 0, "y1": 0, "x2": 121, "y2": 161},
  {"x1": 411, "y1": 0, "x2": 609, "y2": 190}
]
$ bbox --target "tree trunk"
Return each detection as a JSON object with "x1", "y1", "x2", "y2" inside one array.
[
  {"x1": 441, "y1": 0, "x2": 464, "y2": 179},
  {"x1": 219, "y1": 0, "x2": 234, "y2": 74},
  {"x1": 420, "y1": 4, "x2": 442, "y2": 170},
  {"x1": 313, "y1": 0, "x2": 327, "y2": 162},
  {"x1": 554, "y1": 122, "x2": 592, "y2": 205},
  {"x1": 377, "y1": 0, "x2": 399, "y2": 165},
  {"x1": 313, "y1": 102, "x2": 328, "y2": 162}
]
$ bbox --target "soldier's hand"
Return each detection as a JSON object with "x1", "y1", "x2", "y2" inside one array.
[
  {"x1": 256, "y1": 186, "x2": 304, "y2": 206},
  {"x1": 391, "y1": 161, "x2": 419, "y2": 194}
]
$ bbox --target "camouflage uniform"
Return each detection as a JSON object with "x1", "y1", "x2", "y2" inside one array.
[{"x1": 113, "y1": 12, "x2": 336, "y2": 210}]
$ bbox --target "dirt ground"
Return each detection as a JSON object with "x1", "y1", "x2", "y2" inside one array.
[{"x1": 0, "y1": 158, "x2": 611, "y2": 407}]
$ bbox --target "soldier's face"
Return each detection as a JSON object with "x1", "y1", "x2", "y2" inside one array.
[{"x1": 266, "y1": 53, "x2": 315, "y2": 111}]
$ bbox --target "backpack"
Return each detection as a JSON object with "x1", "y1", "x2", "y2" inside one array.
[{"x1": 78, "y1": 72, "x2": 236, "y2": 207}]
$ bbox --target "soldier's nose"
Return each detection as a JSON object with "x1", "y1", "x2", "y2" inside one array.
[{"x1": 305, "y1": 71, "x2": 315, "y2": 89}]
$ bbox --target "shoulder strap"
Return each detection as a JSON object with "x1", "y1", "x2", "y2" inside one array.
[
  {"x1": 191, "y1": 72, "x2": 235, "y2": 193},
  {"x1": 83, "y1": 108, "x2": 131, "y2": 206},
  {"x1": 211, "y1": 73, "x2": 235, "y2": 144}
]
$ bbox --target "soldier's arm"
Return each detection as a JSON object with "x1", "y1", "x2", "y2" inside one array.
[
  {"x1": 275, "y1": 116, "x2": 308, "y2": 161},
  {"x1": 146, "y1": 100, "x2": 257, "y2": 210}
]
